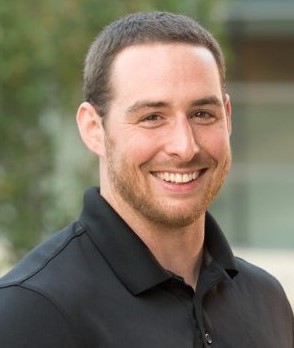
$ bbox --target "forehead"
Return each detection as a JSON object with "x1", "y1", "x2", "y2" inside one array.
[
  {"x1": 110, "y1": 43, "x2": 222, "y2": 102},
  {"x1": 113, "y1": 42, "x2": 218, "y2": 74}
]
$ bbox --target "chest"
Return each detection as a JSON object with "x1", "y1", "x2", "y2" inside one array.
[{"x1": 69, "y1": 283, "x2": 291, "y2": 348}]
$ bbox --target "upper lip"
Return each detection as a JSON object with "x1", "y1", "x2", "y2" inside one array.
[{"x1": 151, "y1": 168, "x2": 207, "y2": 174}]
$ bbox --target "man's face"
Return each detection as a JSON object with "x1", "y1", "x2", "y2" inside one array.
[{"x1": 99, "y1": 43, "x2": 231, "y2": 228}]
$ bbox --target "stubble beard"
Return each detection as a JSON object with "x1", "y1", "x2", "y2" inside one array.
[{"x1": 104, "y1": 137, "x2": 231, "y2": 229}]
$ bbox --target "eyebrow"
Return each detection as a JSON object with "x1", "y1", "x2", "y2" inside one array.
[
  {"x1": 126, "y1": 96, "x2": 223, "y2": 114},
  {"x1": 127, "y1": 101, "x2": 168, "y2": 114},
  {"x1": 190, "y1": 96, "x2": 223, "y2": 107}
]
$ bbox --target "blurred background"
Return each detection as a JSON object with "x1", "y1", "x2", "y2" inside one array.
[{"x1": 0, "y1": 0, "x2": 293, "y2": 305}]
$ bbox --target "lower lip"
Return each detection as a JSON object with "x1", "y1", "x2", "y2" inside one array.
[{"x1": 152, "y1": 170, "x2": 206, "y2": 194}]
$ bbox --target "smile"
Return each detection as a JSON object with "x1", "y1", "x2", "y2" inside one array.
[{"x1": 153, "y1": 171, "x2": 201, "y2": 184}]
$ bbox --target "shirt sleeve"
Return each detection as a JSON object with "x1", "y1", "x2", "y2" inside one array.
[{"x1": 0, "y1": 285, "x2": 79, "y2": 348}]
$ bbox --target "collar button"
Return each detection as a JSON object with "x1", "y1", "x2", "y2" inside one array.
[{"x1": 205, "y1": 332, "x2": 213, "y2": 345}]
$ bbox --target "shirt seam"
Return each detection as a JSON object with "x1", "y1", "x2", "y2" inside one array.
[
  {"x1": 16, "y1": 284, "x2": 84, "y2": 348},
  {"x1": 2, "y1": 224, "x2": 86, "y2": 287}
]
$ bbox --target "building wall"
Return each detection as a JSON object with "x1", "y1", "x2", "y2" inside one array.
[{"x1": 211, "y1": 0, "x2": 294, "y2": 249}]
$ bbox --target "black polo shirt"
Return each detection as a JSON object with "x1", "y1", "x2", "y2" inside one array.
[{"x1": 0, "y1": 187, "x2": 293, "y2": 348}]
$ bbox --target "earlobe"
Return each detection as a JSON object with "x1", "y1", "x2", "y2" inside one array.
[{"x1": 76, "y1": 102, "x2": 105, "y2": 156}]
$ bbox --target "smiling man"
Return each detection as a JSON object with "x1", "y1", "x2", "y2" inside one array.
[{"x1": 0, "y1": 12, "x2": 293, "y2": 348}]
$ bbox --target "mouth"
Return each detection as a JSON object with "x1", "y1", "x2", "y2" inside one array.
[{"x1": 152, "y1": 170, "x2": 204, "y2": 184}]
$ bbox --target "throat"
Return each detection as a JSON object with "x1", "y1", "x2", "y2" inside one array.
[
  {"x1": 165, "y1": 246, "x2": 204, "y2": 289},
  {"x1": 134, "y1": 219, "x2": 206, "y2": 289}
]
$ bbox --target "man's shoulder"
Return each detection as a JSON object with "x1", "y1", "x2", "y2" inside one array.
[
  {"x1": 210, "y1": 255, "x2": 294, "y2": 341},
  {"x1": 0, "y1": 221, "x2": 86, "y2": 288},
  {"x1": 0, "y1": 221, "x2": 90, "y2": 347},
  {"x1": 0, "y1": 218, "x2": 113, "y2": 347},
  {"x1": 235, "y1": 256, "x2": 281, "y2": 287},
  {"x1": 234, "y1": 256, "x2": 291, "y2": 308}
]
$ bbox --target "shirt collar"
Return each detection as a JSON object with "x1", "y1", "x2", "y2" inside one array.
[
  {"x1": 79, "y1": 187, "x2": 238, "y2": 295},
  {"x1": 79, "y1": 187, "x2": 172, "y2": 295},
  {"x1": 204, "y1": 212, "x2": 239, "y2": 278}
]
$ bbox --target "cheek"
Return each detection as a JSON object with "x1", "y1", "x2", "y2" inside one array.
[
  {"x1": 198, "y1": 128, "x2": 231, "y2": 158},
  {"x1": 123, "y1": 133, "x2": 164, "y2": 164}
]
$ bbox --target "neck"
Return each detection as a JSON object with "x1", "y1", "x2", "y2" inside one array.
[
  {"x1": 132, "y1": 215, "x2": 205, "y2": 289},
  {"x1": 101, "y1": 186, "x2": 205, "y2": 289},
  {"x1": 102, "y1": 193, "x2": 205, "y2": 289}
]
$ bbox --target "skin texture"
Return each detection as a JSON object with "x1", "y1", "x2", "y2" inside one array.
[{"x1": 77, "y1": 43, "x2": 232, "y2": 287}]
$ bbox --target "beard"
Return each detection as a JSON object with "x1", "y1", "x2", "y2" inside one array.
[{"x1": 104, "y1": 136, "x2": 231, "y2": 229}]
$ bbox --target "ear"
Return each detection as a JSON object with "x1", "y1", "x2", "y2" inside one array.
[
  {"x1": 224, "y1": 93, "x2": 232, "y2": 135},
  {"x1": 76, "y1": 102, "x2": 105, "y2": 156}
]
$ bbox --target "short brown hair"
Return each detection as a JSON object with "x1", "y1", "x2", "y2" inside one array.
[{"x1": 84, "y1": 11, "x2": 226, "y2": 117}]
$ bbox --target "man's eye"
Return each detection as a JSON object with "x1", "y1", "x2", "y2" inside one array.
[
  {"x1": 139, "y1": 113, "x2": 164, "y2": 129},
  {"x1": 194, "y1": 111, "x2": 211, "y2": 118},
  {"x1": 143, "y1": 114, "x2": 162, "y2": 122},
  {"x1": 191, "y1": 111, "x2": 215, "y2": 123}
]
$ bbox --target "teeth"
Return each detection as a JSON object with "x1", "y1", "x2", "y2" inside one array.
[{"x1": 156, "y1": 171, "x2": 200, "y2": 183}]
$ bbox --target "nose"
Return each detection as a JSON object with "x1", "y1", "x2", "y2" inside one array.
[{"x1": 165, "y1": 117, "x2": 199, "y2": 161}]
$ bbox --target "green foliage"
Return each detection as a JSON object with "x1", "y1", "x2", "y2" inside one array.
[{"x1": 0, "y1": 0, "x2": 225, "y2": 258}]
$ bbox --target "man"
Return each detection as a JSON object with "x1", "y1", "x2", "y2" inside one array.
[{"x1": 0, "y1": 11, "x2": 293, "y2": 347}]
